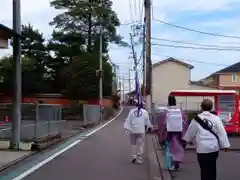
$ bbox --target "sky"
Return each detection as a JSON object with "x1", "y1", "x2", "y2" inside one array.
[{"x1": 1, "y1": 0, "x2": 240, "y2": 92}]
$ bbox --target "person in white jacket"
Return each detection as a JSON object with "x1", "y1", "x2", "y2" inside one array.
[
  {"x1": 124, "y1": 104, "x2": 153, "y2": 164},
  {"x1": 183, "y1": 99, "x2": 230, "y2": 180}
]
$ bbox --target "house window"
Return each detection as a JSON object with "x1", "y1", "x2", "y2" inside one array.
[{"x1": 232, "y1": 74, "x2": 237, "y2": 82}]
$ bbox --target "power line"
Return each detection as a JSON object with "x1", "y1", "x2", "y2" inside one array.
[
  {"x1": 153, "y1": 19, "x2": 240, "y2": 40},
  {"x1": 152, "y1": 52, "x2": 230, "y2": 66},
  {"x1": 152, "y1": 43, "x2": 240, "y2": 51},
  {"x1": 120, "y1": 21, "x2": 140, "y2": 26},
  {"x1": 151, "y1": 37, "x2": 240, "y2": 49}
]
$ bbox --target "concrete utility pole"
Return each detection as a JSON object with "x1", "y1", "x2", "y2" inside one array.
[
  {"x1": 118, "y1": 76, "x2": 121, "y2": 100},
  {"x1": 122, "y1": 77, "x2": 125, "y2": 102},
  {"x1": 11, "y1": 0, "x2": 22, "y2": 150},
  {"x1": 128, "y1": 68, "x2": 131, "y2": 93},
  {"x1": 129, "y1": 33, "x2": 139, "y2": 104},
  {"x1": 112, "y1": 63, "x2": 117, "y2": 95},
  {"x1": 142, "y1": 17, "x2": 146, "y2": 100},
  {"x1": 144, "y1": 0, "x2": 153, "y2": 115},
  {"x1": 99, "y1": 0, "x2": 103, "y2": 121}
]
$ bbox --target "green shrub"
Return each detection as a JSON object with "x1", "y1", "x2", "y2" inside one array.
[{"x1": 103, "y1": 107, "x2": 114, "y2": 120}]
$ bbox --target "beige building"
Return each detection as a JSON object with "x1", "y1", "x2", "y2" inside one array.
[
  {"x1": 198, "y1": 61, "x2": 240, "y2": 92},
  {"x1": 152, "y1": 57, "x2": 216, "y2": 110}
]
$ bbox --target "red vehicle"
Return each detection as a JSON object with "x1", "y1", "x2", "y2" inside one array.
[{"x1": 169, "y1": 90, "x2": 240, "y2": 134}]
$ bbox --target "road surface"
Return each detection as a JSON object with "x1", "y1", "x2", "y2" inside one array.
[
  {"x1": 171, "y1": 147, "x2": 240, "y2": 180},
  {"x1": 0, "y1": 107, "x2": 150, "y2": 180}
]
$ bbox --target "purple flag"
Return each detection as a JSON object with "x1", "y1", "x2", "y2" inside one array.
[{"x1": 135, "y1": 74, "x2": 142, "y2": 116}]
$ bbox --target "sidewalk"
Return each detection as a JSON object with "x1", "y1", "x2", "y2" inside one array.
[{"x1": 0, "y1": 150, "x2": 33, "y2": 171}]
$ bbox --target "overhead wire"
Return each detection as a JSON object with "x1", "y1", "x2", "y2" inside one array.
[
  {"x1": 153, "y1": 18, "x2": 240, "y2": 40},
  {"x1": 151, "y1": 37, "x2": 240, "y2": 49},
  {"x1": 120, "y1": 20, "x2": 141, "y2": 26},
  {"x1": 152, "y1": 52, "x2": 230, "y2": 66},
  {"x1": 151, "y1": 43, "x2": 240, "y2": 51}
]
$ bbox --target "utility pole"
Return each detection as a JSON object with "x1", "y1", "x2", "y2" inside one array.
[
  {"x1": 142, "y1": 17, "x2": 146, "y2": 101},
  {"x1": 129, "y1": 33, "x2": 139, "y2": 105},
  {"x1": 122, "y1": 77, "x2": 125, "y2": 102},
  {"x1": 112, "y1": 64, "x2": 117, "y2": 95},
  {"x1": 118, "y1": 76, "x2": 121, "y2": 101},
  {"x1": 99, "y1": 0, "x2": 103, "y2": 122},
  {"x1": 144, "y1": 0, "x2": 152, "y2": 116},
  {"x1": 128, "y1": 68, "x2": 131, "y2": 93},
  {"x1": 11, "y1": 0, "x2": 21, "y2": 149}
]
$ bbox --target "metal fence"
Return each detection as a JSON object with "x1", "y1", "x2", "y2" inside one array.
[
  {"x1": 83, "y1": 104, "x2": 101, "y2": 125},
  {"x1": 0, "y1": 103, "x2": 63, "y2": 142},
  {"x1": 0, "y1": 103, "x2": 115, "y2": 143}
]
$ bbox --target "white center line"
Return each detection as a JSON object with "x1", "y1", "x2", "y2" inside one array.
[{"x1": 12, "y1": 107, "x2": 123, "y2": 180}]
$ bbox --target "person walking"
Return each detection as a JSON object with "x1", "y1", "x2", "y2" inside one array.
[
  {"x1": 183, "y1": 99, "x2": 230, "y2": 180},
  {"x1": 155, "y1": 96, "x2": 189, "y2": 170},
  {"x1": 124, "y1": 103, "x2": 152, "y2": 164}
]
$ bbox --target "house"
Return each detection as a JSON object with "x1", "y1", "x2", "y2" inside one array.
[
  {"x1": 0, "y1": 23, "x2": 23, "y2": 48},
  {"x1": 198, "y1": 61, "x2": 240, "y2": 92},
  {"x1": 152, "y1": 57, "x2": 217, "y2": 110}
]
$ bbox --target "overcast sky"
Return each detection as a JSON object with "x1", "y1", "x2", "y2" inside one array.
[{"x1": 1, "y1": 0, "x2": 240, "y2": 90}]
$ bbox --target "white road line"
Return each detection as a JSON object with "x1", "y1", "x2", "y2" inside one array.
[{"x1": 12, "y1": 107, "x2": 123, "y2": 180}]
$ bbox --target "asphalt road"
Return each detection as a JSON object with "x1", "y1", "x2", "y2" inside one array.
[
  {"x1": 8, "y1": 107, "x2": 149, "y2": 180},
  {"x1": 171, "y1": 150, "x2": 240, "y2": 180}
]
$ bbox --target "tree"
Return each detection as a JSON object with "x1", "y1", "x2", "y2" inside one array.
[
  {"x1": 0, "y1": 55, "x2": 53, "y2": 95},
  {"x1": 49, "y1": 0, "x2": 125, "y2": 52},
  {"x1": 59, "y1": 53, "x2": 113, "y2": 100},
  {"x1": 47, "y1": 0, "x2": 124, "y2": 98},
  {"x1": 0, "y1": 24, "x2": 53, "y2": 95},
  {"x1": 21, "y1": 24, "x2": 48, "y2": 63},
  {"x1": 20, "y1": 24, "x2": 53, "y2": 93}
]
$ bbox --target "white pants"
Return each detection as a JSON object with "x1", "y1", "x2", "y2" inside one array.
[{"x1": 130, "y1": 133, "x2": 145, "y2": 159}]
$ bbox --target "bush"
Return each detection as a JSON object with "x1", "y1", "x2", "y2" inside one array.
[
  {"x1": 103, "y1": 107, "x2": 114, "y2": 120},
  {"x1": 62, "y1": 101, "x2": 83, "y2": 120},
  {"x1": 112, "y1": 95, "x2": 120, "y2": 110}
]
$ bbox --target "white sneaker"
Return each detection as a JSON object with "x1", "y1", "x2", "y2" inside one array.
[
  {"x1": 136, "y1": 156, "x2": 143, "y2": 164},
  {"x1": 136, "y1": 159, "x2": 143, "y2": 164},
  {"x1": 169, "y1": 166, "x2": 180, "y2": 171}
]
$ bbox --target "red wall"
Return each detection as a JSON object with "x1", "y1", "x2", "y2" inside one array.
[{"x1": 0, "y1": 95, "x2": 105, "y2": 106}]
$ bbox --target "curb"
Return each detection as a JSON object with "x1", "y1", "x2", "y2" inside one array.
[{"x1": 0, "y1": 151, "x2": 37, "y2": 172}]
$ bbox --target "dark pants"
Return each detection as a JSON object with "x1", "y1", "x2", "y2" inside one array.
[{"x1": 197, "y1": 151, "x2": 219, "y2": 180}]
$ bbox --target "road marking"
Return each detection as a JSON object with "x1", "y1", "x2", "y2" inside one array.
[{"x1": 12, "y1": 107, "x2": 123, "y2": 180}]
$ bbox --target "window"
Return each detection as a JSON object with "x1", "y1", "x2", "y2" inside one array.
[{"x1": 232, "y1": 74, "x2": 237, "y2": 82}]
